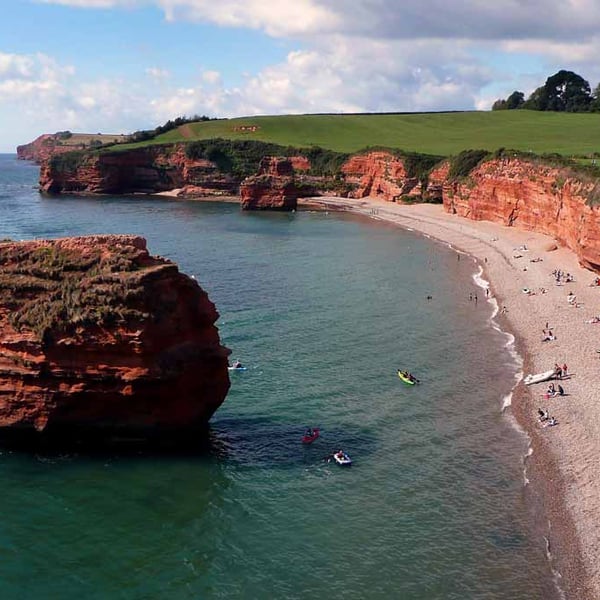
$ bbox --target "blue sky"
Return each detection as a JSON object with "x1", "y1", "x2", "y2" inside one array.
[{"x1": 2, "y1": 0, "x2": 600, "y2": 151}]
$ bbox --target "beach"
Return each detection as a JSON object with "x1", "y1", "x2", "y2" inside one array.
[{"x1": 303, "y1": 196, "x2": 600, "y2": 599}]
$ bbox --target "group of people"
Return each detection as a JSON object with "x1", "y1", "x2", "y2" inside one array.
[
  {"x1": 399, "y1": 370, "x2": 419, "y2": 383},
  {"x1": 542, "y1": 328, "x2": 555, "y2": 342},
  {"x1": 544, "y1": 382, "x2": 565, "y2": 398},
  {"x1": 554, "y1": 362, "x2": 568, "y2": 379},
  {"x1": 537, "y1": 408, "x2": 558, "y2": 427},
  {"x1": 552, "y1": 269, "x2": 574, "y2": 284}
]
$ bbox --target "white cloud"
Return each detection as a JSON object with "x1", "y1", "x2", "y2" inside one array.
[
  {"x1": 145, "y1": 67, "x2": 170, "y2": 79},
  {"x1": 7, "y1": 0, "x2": 600, "y2": 151},
  {"x1": 36, "y1": 0, "x2": 600, "y2": 41}
]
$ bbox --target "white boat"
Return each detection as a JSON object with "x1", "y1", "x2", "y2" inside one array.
[
  {"x1": 524, "y1": 369, "x2": 556, "y2": 385},
  {"x1": 333, "y1": 452, "x2": 352, "y2": 466}
]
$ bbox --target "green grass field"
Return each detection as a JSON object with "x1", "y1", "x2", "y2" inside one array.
[{"x1": 109, "y1": 111, "x2": 600, "y2": 157}]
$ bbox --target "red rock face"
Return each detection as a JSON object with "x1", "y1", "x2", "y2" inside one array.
[
  {"x1": 40, "y1": 144, "x2": 239, "y2": 196},
  {"x1": 240, "y1": 157, "x2": 298, "y2": 210},
  {"x1": 0, "y1": 235, "x2": 230, "y2": 446},
  {"x1": 341, "y1": 152, "x2": 419, "y2": 201},
  {"x1": 444, "y1": 158, "x2": 600, "y2": 271},
  {"x1": 17, "y1": 134, "x2": 82, "y2": 164}
]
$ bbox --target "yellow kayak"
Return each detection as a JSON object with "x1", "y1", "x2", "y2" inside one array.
[{"x1": 398, "y1": 370, "x2": 417, "y2": 385}]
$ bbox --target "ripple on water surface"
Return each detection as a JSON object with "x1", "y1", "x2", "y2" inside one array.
[{"x1": 0, "y1": 154, "x2": 558, "y2": 599}]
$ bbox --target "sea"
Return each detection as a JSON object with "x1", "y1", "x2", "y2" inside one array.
[{"x1": 0, "y1": 154, "x2": 557, "y2": 599}]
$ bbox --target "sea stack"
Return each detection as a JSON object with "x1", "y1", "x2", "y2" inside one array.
[
  {"x1": 240, "y1": 156, "x2": 299, "y2": 210},
  {"x1": 0, "y1": 235, "x2": 230, "y2": 447}
]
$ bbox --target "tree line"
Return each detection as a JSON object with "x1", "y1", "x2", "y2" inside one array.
[
  {"x1": 128, "y1": 115, "x2": 215, "y2": 143},
  {"x1": 492, "y1": 70, "x2": 600, "y2": 112}
]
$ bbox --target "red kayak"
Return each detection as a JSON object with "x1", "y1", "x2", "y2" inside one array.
[{"x1": 302, "y1": 428, "x2": 320, "y2": 444}]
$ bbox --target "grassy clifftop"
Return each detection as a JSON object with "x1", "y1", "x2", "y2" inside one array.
[{"x1": 111, "y1": 111, "x2": 600, "y2": 157}]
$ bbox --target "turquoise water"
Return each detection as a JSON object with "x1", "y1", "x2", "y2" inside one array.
[{"x1": 0, "y1": 155, "x2": 555, "y2": 598}]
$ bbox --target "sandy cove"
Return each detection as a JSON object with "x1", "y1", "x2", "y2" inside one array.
[{"x1": 302, "y1": 196, "x2": 599, "y2": 599}]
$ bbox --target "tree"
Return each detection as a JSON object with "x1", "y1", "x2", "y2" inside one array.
[
  {"x1": 491, "y1": 90, "x2": 524, "y2": 111},
  {"x1": 525, "y1": 70, "x2": 592, "y2": 112},
  {"x1": 505, "y1": 91, "x2": 525, "y2": 109},
  {"x1": 590, "y1": 83, "x2": 600, "y2": 112}
]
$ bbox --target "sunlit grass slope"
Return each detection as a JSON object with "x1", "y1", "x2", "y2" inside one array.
[{"x1": 113, "y1": 111, "x2": 600, "y2": 157}]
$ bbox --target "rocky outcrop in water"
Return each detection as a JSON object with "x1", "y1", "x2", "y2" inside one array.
[
  {"x1": 240, "y1": 157, "x2": 299, "y2": 210},
  {"x1": 0, "y1": 235, "x2": 230, "y2": 446}
]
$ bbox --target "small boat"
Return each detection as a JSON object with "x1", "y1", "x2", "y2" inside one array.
[
  {"x1": 302, "y1": 428, "x2": 320, "y2": 444},
  {"x1": 333, "y1": 451, "x2": 352, "y2": 466},
  {"x1": 524, "y1": 369, "x2": 556, "y2": 385},
  {"x1": 228, "y1": 365, "x2": 247, "y2": 372},
  {"x1": 397, "y1": 370, "x2": 417, "y2": 385}
]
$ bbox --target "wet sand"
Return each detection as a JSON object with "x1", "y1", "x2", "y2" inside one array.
[{"x1": 301, "y1": 197, "x2": 599, "y2": 599}]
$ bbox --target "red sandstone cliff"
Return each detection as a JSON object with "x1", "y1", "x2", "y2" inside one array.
[
  {"x1": 0, "y1": 235, "x2": 230, "y2": 445},
  {"x1": 443, "y1": 157, "x2": 600, "y2": 271},
  {"x1": 17, "y1": 132, "x2": 126, "y2": 164},
  {"x1": 17, "y1": 134, "x2": 79, "y2": 164},
  {"x1": 342, "y1": 152, "x2": 416, "y2": 201},
  {"x1": 240, "y1": 157, "x2": 299, "y2": 210},
  {"x1": 40, "y1": 145, "x2": 239, "y2": 196}
]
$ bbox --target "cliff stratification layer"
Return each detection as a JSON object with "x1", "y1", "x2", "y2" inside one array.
[
  {"x1": 0, "y1": 235, "x2": 230, "y2": 445},
  {"x1": 40, "y1": 145, "x2": 239, "y2": 196},
  {"x1": 443, "y1": 157, "x2": 600, "y2": 271}
]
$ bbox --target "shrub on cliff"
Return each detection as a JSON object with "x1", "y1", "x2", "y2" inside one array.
[
  {"x1": 448, "y1": 149, "x2": 491, "y2": 180},
  {"x1": 185, "y1": 139, "x2": 291, "y2": 177},
  {"x1": 0, "y1": 243, "x2": 150, "y2": 342},
  {"x1": 49, "y1": 151, "x2": 88, "y2": 174},
  {"x1": 301, "y1": 147, "x2": 350, "y2": 176}
]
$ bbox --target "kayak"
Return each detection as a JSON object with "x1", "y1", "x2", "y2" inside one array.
[
  {"x1": 333, "y1": 452, "x2": 352, "y2": 466},
  {"x1": 302, "y1": 428, "x2": 320, "y2": 444},
  {"x1": 228, "y1": 366, "x2": 247, "y2": 372},
  {"x1": 524, "y1": 369, "x2": 556, "y2": 385},
  {"x1": 397, "y1": 370, "x2": 417, "y2": 385}
]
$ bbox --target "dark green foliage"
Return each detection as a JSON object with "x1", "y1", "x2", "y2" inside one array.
[
  {"x1": 185, "y1": 139, "x2": 290, "y2": 177},
  {"x1": 522, "y1": 70, "x2": 592, "y2": 112},
  {"x1": 401, "y1": 151, "x2": 444, "y2": 183},
  {"x1": 48, "y1": 151, "x2": 88, "y2": 173},
  {"x1": 128, "y1": 115, "x2": 215, "y2": 143},
  {"x1": 300, "y1": 147, "x2": 350, "y2": 176},
  {"x1": 56, "y1": 131, "x2": 72, "y2": 140},
  {"x1": 448, "y1": 149, "x2": 491, "y2": 180},
  {"x1": 0, "y1": 243, "x2": 151, "y2": 342},
  {"x1": 492, "y1": 91, "x2": 524, "y2": 111},
  {"x1": 506, "y1": 91, "x2": 525, "y2": 109}
]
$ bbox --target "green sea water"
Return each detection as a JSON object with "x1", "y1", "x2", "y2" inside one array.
[{"x1": 0, "y1": 155, "x2": 556, "y2": 599}]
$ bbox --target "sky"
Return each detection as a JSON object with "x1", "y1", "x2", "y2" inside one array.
[{"x1": 2, "y1": 0, "x2": 600, "y2": 151}]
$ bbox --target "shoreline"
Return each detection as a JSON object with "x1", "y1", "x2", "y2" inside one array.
[{"x1": 301, "y1": 197, "x2": 597, "y2": 599}]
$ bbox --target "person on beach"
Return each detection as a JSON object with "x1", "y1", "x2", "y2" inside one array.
[
  {"x1": 562, "y1": 363, "x2": 568, "y2": 377},
  {"x1": 558, "y1": 384, "x2": 565, "y2": 396},
  {"x1": 568, "y1": 291, "x2": 577, "y2": 306},
  {"x1": 474, "y1": 294, "x2": 478, "y2": 304},
  {"x1": 554, "y1": 363, "x2": 562, "y2": 378},
  {"x1": 538, "y1": 408, "x2": 549, "y2": 422}
]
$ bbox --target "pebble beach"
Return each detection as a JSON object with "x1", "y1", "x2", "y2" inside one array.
[{"x1": 304, "y1": 196, "x2": 600, "y2": 599}]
